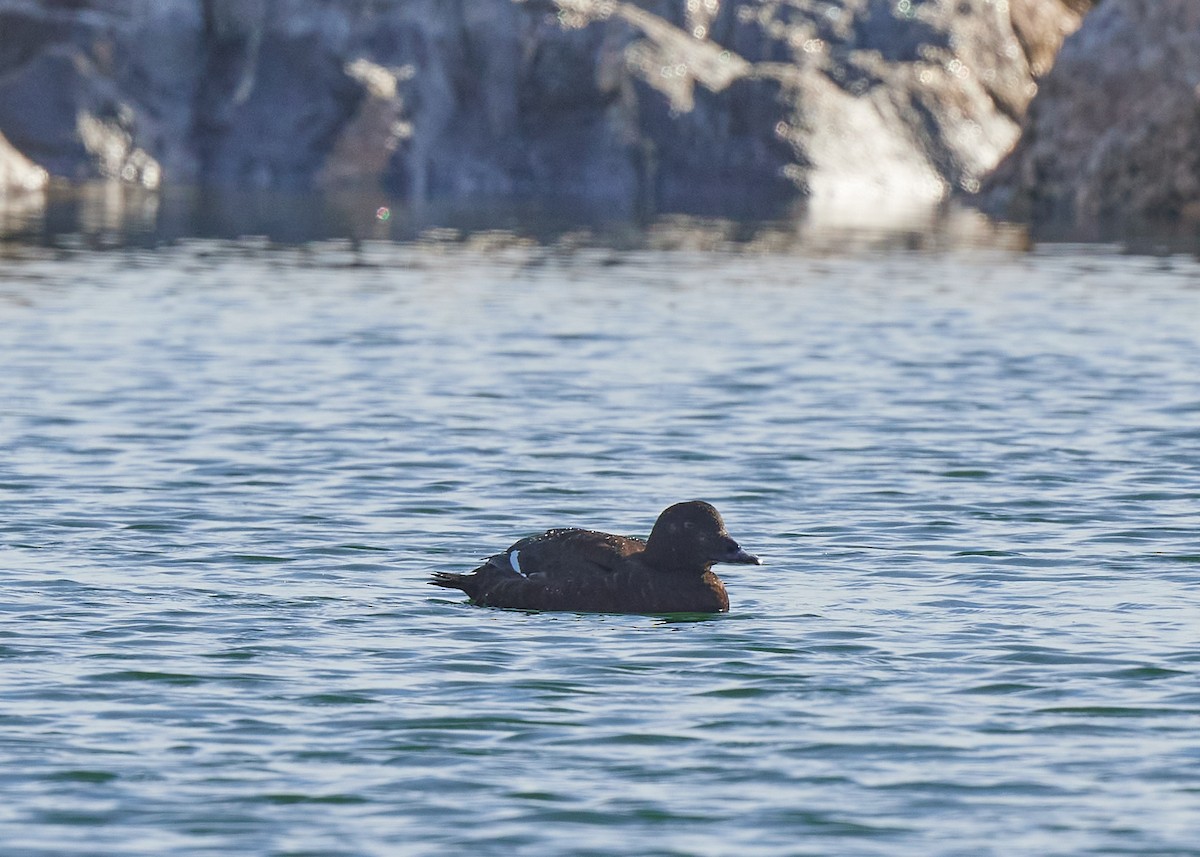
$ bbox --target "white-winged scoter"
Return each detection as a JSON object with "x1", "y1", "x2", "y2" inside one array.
[{"x1": 430, "y1": 501, "x2": 761, "y2": 613}]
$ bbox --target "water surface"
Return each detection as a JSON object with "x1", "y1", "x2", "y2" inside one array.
[{"x1": 1, "y1": 232, "x2": 1198, "y2": 855}]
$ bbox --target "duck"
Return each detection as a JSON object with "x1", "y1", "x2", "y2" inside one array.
[{"x1": 429, "y1": 500, "x2": 761, "y2": 613}]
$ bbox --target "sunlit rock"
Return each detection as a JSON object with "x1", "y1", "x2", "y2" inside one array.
[
  {"x1": 0, "y1": 130, "x2": 47, "y2": 194},
  {"x1": 483, "y1": 0, "x2": 1089, "y2": 218}
]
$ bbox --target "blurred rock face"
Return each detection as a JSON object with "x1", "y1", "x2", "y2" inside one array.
[
  {"x1": 0, "y1": 0, "x2": 1086, "y2": 219},
  {"x1": 985, "y1": 0, "x2": 1200, "y2": 228}
]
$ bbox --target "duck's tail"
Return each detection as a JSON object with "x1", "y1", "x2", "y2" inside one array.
[{"x1": 429, "y1": 571, "x2": 471, "y2": 592}]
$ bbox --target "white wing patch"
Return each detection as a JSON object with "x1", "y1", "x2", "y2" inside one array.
[{"x1": 509, "y1": 549, "x2": 525, "y2": 577}]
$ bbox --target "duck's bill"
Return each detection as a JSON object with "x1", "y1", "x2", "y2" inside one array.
[{"x1": 724, "y1": 546, "x2": 763, "y2": 565}]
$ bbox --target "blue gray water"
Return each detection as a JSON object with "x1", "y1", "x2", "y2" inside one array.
[{"x1": 2, "y1": 229, "x2": 1199, "y2": 856}]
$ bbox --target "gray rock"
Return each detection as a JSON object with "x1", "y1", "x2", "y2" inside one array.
[
  {"x1": 0, "y1": 0, "x2": 1089, "y2": 220},
  {"x1": 984, "y1": 0, "x2": 1200, "y2": 227}
]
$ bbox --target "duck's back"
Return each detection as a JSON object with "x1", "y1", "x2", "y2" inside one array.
[{"x1": 506, "y1": 528, "x2": 643, "y2": 578}]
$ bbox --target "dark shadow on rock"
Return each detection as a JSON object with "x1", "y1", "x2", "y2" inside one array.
[{"x1": 195, "y1": 26, "x2": 365, "y2": 190}]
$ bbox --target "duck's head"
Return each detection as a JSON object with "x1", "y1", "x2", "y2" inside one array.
[{"x1": 646, "y1": 500, "x2": 762, "y2": 573}]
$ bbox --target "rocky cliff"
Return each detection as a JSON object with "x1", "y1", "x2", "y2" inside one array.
[
  {"x1": 984, "y1": 0, "x2": 1200, "y2": 229},
  {"x1": 0, "y1": 0, "x2": 1086, "y2": 221}
]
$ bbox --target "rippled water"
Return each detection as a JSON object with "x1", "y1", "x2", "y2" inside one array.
[{"x1": 2, "y1": 232, "x2": 1199, "y2": 856}]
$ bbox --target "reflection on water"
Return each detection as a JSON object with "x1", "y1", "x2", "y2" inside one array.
[
  {"x1": 0, "y1": 181, "x2": 1037, "y2": 256},
  {"x1": 5, "y1": 181, "x2": 1200, "y2": 258}
]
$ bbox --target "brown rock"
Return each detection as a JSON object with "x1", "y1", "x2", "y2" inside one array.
[{"x1": 984, "y1": 0, "x2": 1200, "y2": 227}]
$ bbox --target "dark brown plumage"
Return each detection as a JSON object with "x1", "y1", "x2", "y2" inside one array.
[{"x1": 429, "y1": 501, "x2": 761, "y2": 613}]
